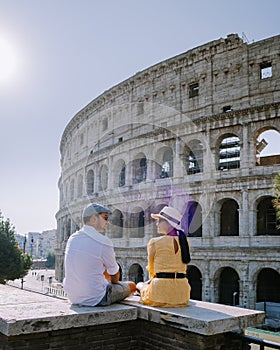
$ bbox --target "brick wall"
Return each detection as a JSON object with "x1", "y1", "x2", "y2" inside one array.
[{"x1": 0, "y1": 319, "x2": 246, "y2": 350}]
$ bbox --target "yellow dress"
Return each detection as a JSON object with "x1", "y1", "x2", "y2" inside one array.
[{"x1": 140, "y1": 235, "x2": 191, "y2": 307}]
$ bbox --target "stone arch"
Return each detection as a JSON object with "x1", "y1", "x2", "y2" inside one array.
[
  {"x1": 255, "y1": 126, "x2": 280, "y2": 166},
  {"x1": 215, "y1": 267, "x2": 240, "y2": 306},
  {"x1": 257, "y1": 268, "x2": 280, "y2": 302},
  {"x1": 132, "y1": 152, "x2": 147, "y2": 184},
  {"x1": 217, "y1": 133, "x2": 241, "y2": 171},
  {"x1": 110, "y1": 209, "x2": 124, "y2": 238},
  {"x1": 187, "y1": 265, "x2": 202, "y2": 300},
  {"x1": 219, "y1": 198, "x2": 239, "y2": 236},
  {"x1": 86, "y1": 169, "x2": 94, "y2": 196},
  {"x1": 113, "y1": 158, "x2": 126, "y2": 188},
  {"x1": 162, "y1": 148, "x2": 173, "y2": 178},
  {"x1": 128, "y1": 263, "x2": 144, "y2": 284},
  {"x1": 256, "y1": 196, "x2": 279, "y2": 235},
  {"x1": 128, "y1": 207, "x2": 145, "y2": 238},
  {"x1": 156, "y1": 147, "x2": 173, "y2": 178},
  {"x1": 185, "y1": 139, "x2": 204, "y2": 175},
  {"x1": 182, "y1": 201, "x2": 202, "y2": 237}
]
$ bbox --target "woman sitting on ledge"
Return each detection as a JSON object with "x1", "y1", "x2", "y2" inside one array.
[{"x1": 137, "y1": 206, "x2": 191, "y2": 307}]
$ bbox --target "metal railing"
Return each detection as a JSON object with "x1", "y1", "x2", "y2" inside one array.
[{"x1": 240, "y1": 334, "x2": 280, "y2": 350}]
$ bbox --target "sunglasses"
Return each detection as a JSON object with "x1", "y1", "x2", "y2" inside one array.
[{"x1": 99, "y1": 214, "x2": 109, "y2": 221}]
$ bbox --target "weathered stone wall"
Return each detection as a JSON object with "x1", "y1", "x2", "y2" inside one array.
[
  {"x1": 55, "y1": 34, "x2": 280, "y2": 309},
  {"x1": 0, "y1": 320, "x2": 246, "y2": 350}
]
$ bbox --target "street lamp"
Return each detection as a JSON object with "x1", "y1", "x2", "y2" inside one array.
[{"x1": 21, "y1": 235, "x2": 27, "y2": 289}]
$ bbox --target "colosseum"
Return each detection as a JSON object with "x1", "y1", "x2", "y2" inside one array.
[{"x1": 55, "y1": 33, "x2": 280, "y2": 311}]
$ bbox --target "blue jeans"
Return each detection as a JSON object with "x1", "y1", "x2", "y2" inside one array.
[{"x1": 97, "y1": 282, "x2": 131, "y2": 306}]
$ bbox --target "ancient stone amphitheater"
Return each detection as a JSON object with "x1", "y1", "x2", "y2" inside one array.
[{"x1": 56, "y1": 34, "x2": 280, "y2": 310}]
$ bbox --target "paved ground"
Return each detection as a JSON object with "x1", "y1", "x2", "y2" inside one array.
[{"x1": 8, "y1": 269, "x2": 58, "y2": 293}]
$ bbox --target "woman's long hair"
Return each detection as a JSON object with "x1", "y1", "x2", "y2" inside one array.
[{"x1": 176, "y1": 230, "x2": 191, "y2": 264}]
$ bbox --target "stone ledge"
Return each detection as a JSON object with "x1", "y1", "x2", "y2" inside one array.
[
  {"x1": 0, "y1": 285, "x2": 265, "y2": 338},
  {"x1": 122, "y1": 295, "x2": 265, "y2": 336},
  {"x1": 0, "y1": 285, "x2": 137, "y2": 336}
]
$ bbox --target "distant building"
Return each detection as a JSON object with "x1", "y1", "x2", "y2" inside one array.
[
  {"x1": 56, "y1": 34, "x2": 280, "y2": 311},
  {"x1": 15, "y1": 229, "x2": 56, "y2": 259}
]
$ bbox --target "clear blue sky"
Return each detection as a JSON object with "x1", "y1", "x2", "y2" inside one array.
[{"x1": 0, "y1": 0, "x2": 279, "y2": 234}]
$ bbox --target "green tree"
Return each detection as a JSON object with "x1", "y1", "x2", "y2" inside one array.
[
  {"x1": 273, "y1": 172, "x2": 280, "y2": 229},
  {"x1": 0, "y1": 212, "x2": 33, "y2": 284},
  {"x1": 46, "y1": 251, "x2": 55, "y2": 269}
]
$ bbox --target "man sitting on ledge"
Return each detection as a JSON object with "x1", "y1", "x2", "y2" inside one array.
[{"x1": 63, "y1": 203, "x2": 136, "y2": 306}]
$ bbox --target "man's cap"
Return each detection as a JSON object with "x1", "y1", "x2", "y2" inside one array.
[{"x1": 82, "y1": 203, "x2": 112, "y2": 218}]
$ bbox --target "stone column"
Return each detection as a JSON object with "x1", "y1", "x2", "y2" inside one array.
[
  {"x1": 241, "y1": 122, "x2": 249, "y2": 171},
  {"x1": 202, "y1": 264, "x2": 211, "y2": 302},
  {"x1": 174, "y1": 137, "x2": 184, "y2": 179},
  {"x1": 239, "y1": 188, "x2": 249, "y2": 236}
]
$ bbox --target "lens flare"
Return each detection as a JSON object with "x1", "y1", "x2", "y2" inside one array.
[{"x1": 0, "y1": 35, "x2": 19, "y2": 85}]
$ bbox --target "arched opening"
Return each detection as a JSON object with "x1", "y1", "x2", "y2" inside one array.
[
  {"x1": 187, "y1": 266, "x2": 202, "y2": 300},
  {"x1": 218, "y1": 135, "x2": 240, "y2": 171},
  {"x1": 133, "y1": 154, "x2": 147, "y2": 184},
  {"x1": 160, "y1": 148, "x2": 173, "y2": 178},
  {"x1": 110, "y1": 209, "x2": 124, "y2": 238},
  {"x1": 257, "y1": 268, "x2": 280, "y2": 303},
  {"x1": 220, "y1": 199, "x2": 239, "y2": 236},
  {"x1": 86, "y1": 169, "x2": 94, "y2": 195},
  {"x1": 186, "y1": 140, "x2": 203, "y2": 175},
  {"x1": 119, "y1": 165, "x2": 126, "y2": 187},
  {"x1": 257, "y1": 196, "x2": 279, "y2": 235},
  {"x1": 218, "y1": 267, "x2": 239, "y2": 306},
  {"x1": 256, "y1": 128, "x2": 280, "y2": 166},
  {"x1": 129, "y1": 208, "x2": 145, "y2": 238},
  {"x1": 128, "y1": 263, "x2": 144, "y2": 283},
  {"x1": 182, "y1": 201, "x2": 202, "y2": 237},
  {"x1": 138, "y1": 210, "x2": 145, "y2": 238}
]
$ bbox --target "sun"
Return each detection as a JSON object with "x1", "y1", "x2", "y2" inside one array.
[{"x1": 0, "y1": 35, "x2": 19, "y2": 85}]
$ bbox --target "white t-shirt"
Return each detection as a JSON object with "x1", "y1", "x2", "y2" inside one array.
[{"x1": 63, "y1": 225, "x2": 119, "y2": 306}]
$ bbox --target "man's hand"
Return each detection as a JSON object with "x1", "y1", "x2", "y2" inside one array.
[
  {"x1": 110, "y1": 270, "x2": 120, "y2": 284},
  {"x1": 103, "y1": 270, "x2": 111, "y2": 281}
]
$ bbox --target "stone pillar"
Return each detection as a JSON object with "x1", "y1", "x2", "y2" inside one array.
[
  {"x1": 146, "y1": 159, "x2": 155, "y2": 182},
  {"x1": 202, "y1": 265, "x2": 211, "y2": 302},
  {"x1": 174, "y1": 137, "x2": 184, "y2": 178},
  {"x1": 239, "y1": 188, "x2": 249, "y2": 236},
  {"x1": 126, "y1": 157, "x2": 133, "y2": 187},
  {"x1": 241, "y1": 122, "x2": 249, "y2": 170}
]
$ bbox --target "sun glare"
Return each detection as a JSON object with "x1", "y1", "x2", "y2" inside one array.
[{"x1": 0, "y1": 35, "x2": 19, "y2": 85}]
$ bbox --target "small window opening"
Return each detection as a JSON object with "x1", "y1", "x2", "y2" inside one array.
[
  {"x1": 102, "y1": 118, "x2": 108, "y2": 131},
  {"x1": 222, "y1": 105, "x2": 232, "y2": 113},
  {"x1": 260, "y1": 62, "x2": 272, "y2": 79},
  {"x1": 118, "y1": 137, "x2": 123, "y2": 143},
  {"x1": 119, "y1": 166, "x2": 126, "y2": 187},
  {"x1": 189, "y1": 83, "x2": 199, "y2": 98}
]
